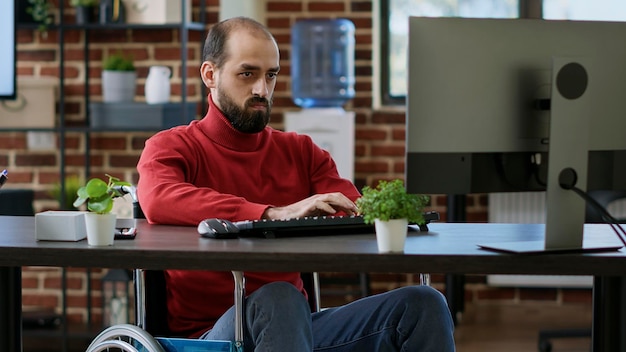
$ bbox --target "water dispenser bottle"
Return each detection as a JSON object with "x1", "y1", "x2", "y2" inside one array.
[{"x1": 291, "y1": 19, "x2": 355, "y2": 108}]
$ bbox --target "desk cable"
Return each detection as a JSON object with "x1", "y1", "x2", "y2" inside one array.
[{"x1": 559, "y1": 167, "x2": 626, "y2": 246}]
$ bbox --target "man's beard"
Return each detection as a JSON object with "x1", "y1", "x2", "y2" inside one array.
[{"x1": 217, "y1": 89, "x2": 272, "y2": 134}]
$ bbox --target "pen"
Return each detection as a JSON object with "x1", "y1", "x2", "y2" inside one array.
[{"x1": 0, "y1": 169, "x2": 7, "y2": 188}]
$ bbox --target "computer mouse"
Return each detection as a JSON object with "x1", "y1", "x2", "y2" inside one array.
[{"x1": 197, "y1": 218, "x2": 240, "y2": 239}]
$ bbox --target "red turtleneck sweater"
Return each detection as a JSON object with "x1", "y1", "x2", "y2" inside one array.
[{"x1": 137, "y1": 96, "x2": 360, "y2": 337}]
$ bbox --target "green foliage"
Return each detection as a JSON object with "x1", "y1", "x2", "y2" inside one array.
[
  {"x1": 49, "y1": 175, "x2": 82, "y2": 210},
  {"x1": 73, "y1": 174, "x2": 132, "y2": 214},
  {"x1": 103, "y1": 52, "x2": 135, "y2": 71},
  {"x1": 69, "y1": 0, "x2": 99, "y2": 6},
  {"x1": 356, "y1": 179, "x2": 429, "y2": 224},
  {"x1": 26, "y1": 0, "x2": 52, "y2": 34}
]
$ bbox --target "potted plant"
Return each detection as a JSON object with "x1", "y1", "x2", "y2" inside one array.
[
  {"x1": 25, "y1": 0, "x2": 53, "y2": 36},
  {"x1": 73, "y1": 174, "x2": 132, "y2": 246},
  {"x1": 102, "y1": 51, "x2": 137, "y2": 103},
  {"x1": 70, "y1": 0, "x2": 99, "y2": 24},
  {"x1": 356, "y1": 179, "x2": 429, "y2": 253},
  {"x1": 49, "y1": 175, "x2": 83, "y2": 210}
]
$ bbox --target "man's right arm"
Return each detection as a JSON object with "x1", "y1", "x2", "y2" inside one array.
[{"x1": 136, "y1": 133, "x2": 269, "y2": 226}]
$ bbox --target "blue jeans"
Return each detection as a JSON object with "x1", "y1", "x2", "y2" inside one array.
[{"x1": 202, "y1": 281, "x2": 455, "y2": 352}]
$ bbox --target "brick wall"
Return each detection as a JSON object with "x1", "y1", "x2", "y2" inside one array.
[{"x1": 10, "y1": 0, "x2": 589, "y2": 329}]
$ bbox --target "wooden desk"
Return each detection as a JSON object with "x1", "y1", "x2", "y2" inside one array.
[{"x1": 1, "y1": 216, "x2": 625, "y2": 351}]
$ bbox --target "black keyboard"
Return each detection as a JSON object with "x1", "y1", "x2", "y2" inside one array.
[{"x1": 233, "y1": 211, "x2": 439, "y2": 239}]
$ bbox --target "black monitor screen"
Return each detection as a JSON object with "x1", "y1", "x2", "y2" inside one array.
[
  {"x1": 406, "y1": 17, "x2": 626, "y2": 195},
  {"x1": 0, "y1": 0, "x2": 16, "y2": 100}
]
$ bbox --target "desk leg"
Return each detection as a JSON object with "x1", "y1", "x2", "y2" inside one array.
[
  {"x1": 592, "y1": 276, "x2": 626, "y2": 351},
  {"x1": 446, "y1": 194, "x2": 466, "y2": 326},
  {"x1": 0, "y1": 267, "x2": 21, "y2": 352}
]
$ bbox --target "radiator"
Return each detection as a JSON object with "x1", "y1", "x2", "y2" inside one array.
[{"x1": 487, "y1": 192, "x2": 626, "y2": 287}]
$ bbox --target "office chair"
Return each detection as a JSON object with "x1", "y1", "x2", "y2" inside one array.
[{"x1": 537, "y1": 190, "x2": 626, "y2": 352}]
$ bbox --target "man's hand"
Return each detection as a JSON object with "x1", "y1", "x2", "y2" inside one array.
[{"x1": 262, "y1": 192, "x2": 358, "y2": 220}]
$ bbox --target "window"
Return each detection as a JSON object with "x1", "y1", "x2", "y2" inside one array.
[{"x1": 381, "y1": 0, "x2": 626, "y2": 105}]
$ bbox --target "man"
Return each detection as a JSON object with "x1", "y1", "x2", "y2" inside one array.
[{"x1": 137, "y1": 16, "x2": 455, "y2": 351}]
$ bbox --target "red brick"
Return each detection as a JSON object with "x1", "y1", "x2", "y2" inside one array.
[
  {"x1": 109, "y1": 154, "x2": 141, "y2": 168},
  {"x1": 22, "y1": 294, "x2": 59, "y2": 307},
  {"x1": 15, "y1": 153, "x2": 57, "y2": 167},
  {"x1": 519, "y1": 288, "x2": 558, "y2": 301},
  {"x1": 356, "y1": 128, "x2": 387, "y2": 141},
  {"x1": 355, "y1": 161, "x2": 390, "y2": 173},
  {"x1": 17, "y1": 29, "x2": 35, "y2": 44},
  {"x1": 371, "y1": 145, "x2": 405, "y2": 157},
  {"x1": 267, "y1": 2, "x2": 303, "y2": 12},
  {"x1": 267, "y1": 17, "x2": 291, "y2": 29},
  {"x1": 131, "y1": 29, "x2": 174, "y2": 43},
  {"x1": 0, "y1": 134, "x2": 27, "y2": 149},
  {"x1": 154, "y1": 47, "x2": 196, "y2": 61},
  {"x1": 18, "y1": 49, "x2": 56, "y2": 62},
  {"x1": 131, "y1": 136, "x2": 151, "y2": 150},
  {"x1": 562, "y1": 289, "x2": 593, "y2": 304},
  {"x1": 476, "y1": 287, "x2": 516, "y2": 300},
  {"x1": 351, "y1": 2, "x2": 373, "y2": 12},
  {"x1": 44, "y1": 276, "x2": 83, "y2": 290},
  {"x1": 372, "y1": 111, "x2": 405, "y2": 124},
  {"x1": 308, "y1": 2, "x2": 345, "y2": 12},
  {"x1": 90, "y1": 136, "x2": 127, "y2": 150},
  {"x1": 22, "y1": 277, "x2": 39, "y2": 289}
]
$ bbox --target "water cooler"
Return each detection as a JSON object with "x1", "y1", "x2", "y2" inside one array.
[{"x1": 285, "y1": 19, "x2": 356, "y2": 181}]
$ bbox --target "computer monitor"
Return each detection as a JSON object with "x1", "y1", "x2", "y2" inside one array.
[
  {"x1": 405, "y1": 17, "x2": 626, "y2": 252},
  {"x1": 0, "y1": 0, "x2": 17, "y2": 100}
]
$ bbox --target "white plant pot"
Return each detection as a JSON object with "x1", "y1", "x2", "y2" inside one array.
[
  {"x1": 374, "y1": 218, "x2": 409, "y2": 253},
  {"x1": 85, "y1": 212, "x2": 116, "y2": 246},
  {"x1": 102, "y1": 70, "x2": 137, "y2": 103}
]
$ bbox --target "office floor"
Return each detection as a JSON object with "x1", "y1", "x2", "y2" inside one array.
[
  {"x1": 454, "y1": 303, "x2": 592, "y2": 352},
  {"x1": 23, "y1": 302, "x2": 592, "y2": 352}
]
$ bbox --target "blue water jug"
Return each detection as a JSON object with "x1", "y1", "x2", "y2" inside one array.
[{"x1": 291, "y1": 19, "x2": 355, "y2": 108}]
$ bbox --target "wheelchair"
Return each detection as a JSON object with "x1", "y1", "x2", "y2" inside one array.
[
  {"x1": 85, "y1": 186, "x2": 430, "y2": 351},
  {"x1": 87, "y1": 269, "x2": 255, "y2": 352},
  {"x1": 87, "y1": 267, "x2": 323, "y2": 352}
]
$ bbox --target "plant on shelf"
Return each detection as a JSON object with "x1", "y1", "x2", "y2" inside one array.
[
  {"x1": 356, "y1": 179, "x2": 430, "y2": 253},
  {"x1": 70, "y1": 0, "x2": 99, "y2": 6},
  {"x1": 357, "y1": 179, "x2": 429, "y2": 225},
  {"x1": 103, "y1": 51, "x2": 135, "y2": 72},
  {"x1": 73, "y1": 174, "x2": 131, "y2": 214},
  {"x1": 26, "y1": 0, "x2": 53, "y2": 35},
  {"x1": 49, "y1": 175, "x2": 83, "y2": 210},
  {"x1": 70, "y1": 0, "x2": 99, "y2": 24},
  {"x1": 102, "y1": 52, "x2": 137, "y2": 103}
]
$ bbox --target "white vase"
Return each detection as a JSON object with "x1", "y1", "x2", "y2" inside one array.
[
  {"x1": 374, "y1": 218, "x2": 409, "y2": 253},
  {"x1": 145, "y1": 65, "x2": 171, "y2": 104},
  {"x1": 85, "y1": 212, "x2": 116, "y2": 246}
]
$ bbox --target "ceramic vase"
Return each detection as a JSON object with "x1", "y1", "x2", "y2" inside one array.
[
  {"x1": 145, "y1": 66, "x2": 171, "y2": 104},
  {"x1": 102, "y1": 70, "x2": 136, "y2": 102},
  {"x1": 85, "y1": 213, "x2": 116, "y2": 246},
  {"x1": 374, "y1": 218, "x2": 408, "y2": 253}
]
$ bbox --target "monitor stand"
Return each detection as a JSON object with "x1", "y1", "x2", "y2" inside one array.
[{"x1": 479, "y1": 58, "x2": 622, "y2": 255}]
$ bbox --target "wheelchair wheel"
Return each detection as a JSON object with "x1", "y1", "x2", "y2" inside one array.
[{"x1": 86, "y1": 323, "x2": 166, "y2": 352}]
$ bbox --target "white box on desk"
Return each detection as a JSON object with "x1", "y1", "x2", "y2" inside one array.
[
  {"x1": 35, "y1": 211, "x2": 87, "y2": 242},
  {"x1": 125, "y1": 0, "x2": 191, "y2": 24}
]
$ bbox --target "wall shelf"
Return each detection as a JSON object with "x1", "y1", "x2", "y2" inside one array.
[{"x1": 16, "y1": 1, "x2": 208, "y2": 351}]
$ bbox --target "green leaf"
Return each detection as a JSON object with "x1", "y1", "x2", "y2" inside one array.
[
  {"x1": 72, "y1": 174, "x2": 131, "y2": 214},
  {"x1": 356, "y1": 179, "x2": 429, "y2": 225}
]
